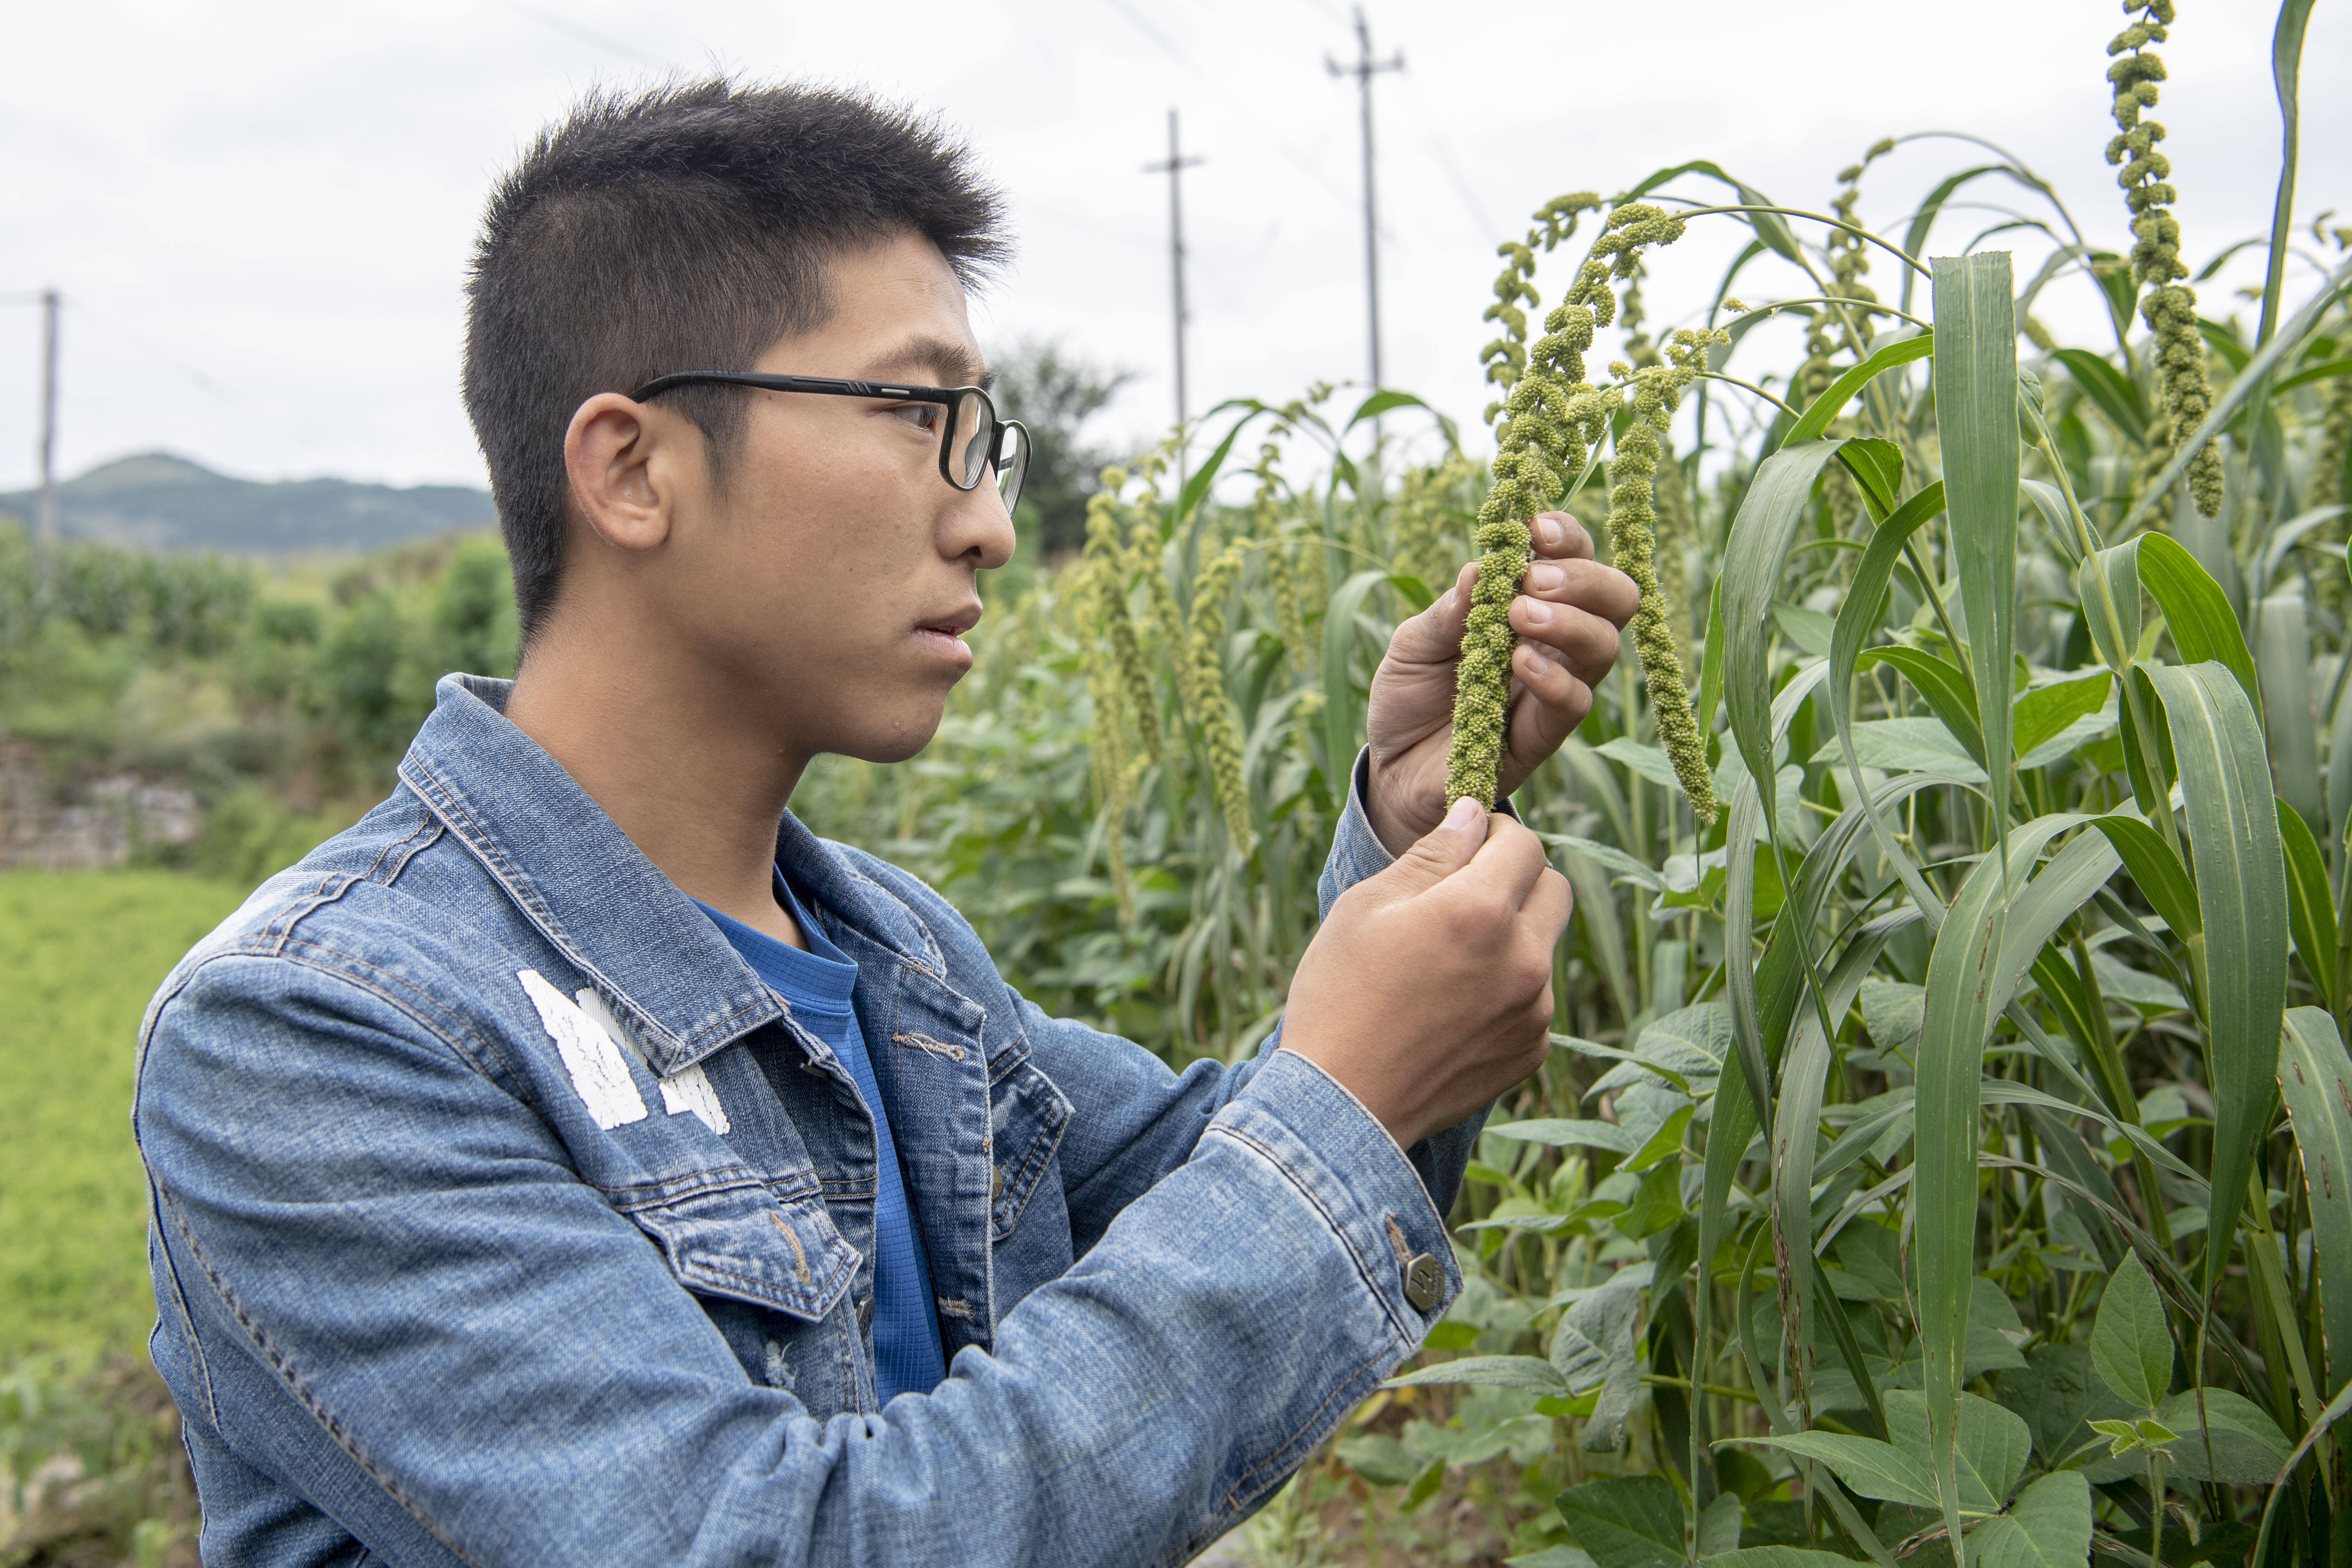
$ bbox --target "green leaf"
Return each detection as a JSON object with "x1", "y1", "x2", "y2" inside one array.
[
  {"x1": 2256, "y1": 0, "x2": 2316, "y2": 347},
  {"x1": 2279, "y1": 801, "x2": 2337, "y2": 1009},
  {"x1": 1174, "y1": 407, "x2": 1258, "y2": 524},
  {"x1": 1321, "y1": 568, "x2": 1391, "y2": 789},
  {"x1": 2051, "y1": 348, "x2": 2148, "y2": 442},
  {"x1": 1784, "y1": 332, "x2": 1934, "y2": 448},
  {"x1": 2015, "y1": 673, "x2": 2113, "y2": 760},
  {"x1": 1963, "y1": 1471, "x2": 2093, "y2": 1568},
  {"x1": 2258, "y1": 593, "x2": 2324, "y2": 828},
  {"x1": 1382, "y1": 1354, "x2": 1567, "y2": 1392},
  {"x1": 2135, "y1": 536, "x2": 2260, "y2": 714},
  {"x1": 1989, "y1": 826, "x2": 2120, "y2": 1017},
  {"x1": 1553, "y1": 1473, "x2": 1685, "y2": 1568},
  {"x1": 1700, "y1": 1551, "x2": 1857, "y2": 1567},
  {"x1": 2082, "y1": 815, "x2": 2202, "y2": 939},
  {"x1": 1551, "y1": 1273, "x2": 1648, "y2": 1451},
  {"x1": 2078, "y1": 541, "x2": 2145, "y2": 674},
  {"x1": 1811, "y1": 719, "x2": 1987, "y2": 784},
  {"x1": 1617, "y1": 1158, "x2": 1686, "y2": 1241},
  {"x1": 1883, "y1": 1388, "x2": 2032, "y2": 1517},
  {"x1": 2154, "y1": 1387, "x2": 2293, "y2": 1483},
  {"x1": 2147, "y1": 662, "x2": 2290, "y2": 1290},
  {"x1": 1836, "y1": 437, "x2": 1908, "y2": 519},
  {"x1": 1624, "y1": 1105, "x2": 1694, "y2": 1173},
  {"x1": 2090, "y1": 1252, "x2": 2173, "y2": 1410},
  {"x1": 1620, "y1": 159, "x2": 1802, "y2": 263},
  {"x1": 1722, "y1": 440, "x2": 1850, "y2": 833},
  {"x1": 2280, "y1": 1007, "x2": 2352, "y2": 1395},
  {"x1": 2277, "y1": 355, "x2": 2352, "y2": 394},
  {"x1": 1733, "y1": 1430, "x2": 1939, "y2": 1510},
  {"x1": 1484, "y1": 1118, "x2": 1640, "y2": 1154},
  {"x1": 1857, "y1": 646, "x2": 1986, "y2": 765},
  {"x1": 1933, "y1": 252, "x2": 2022, "y2": 833},
  {"x1": 1915, "y1": 813, "x2": 2081, "y2": 1520}
]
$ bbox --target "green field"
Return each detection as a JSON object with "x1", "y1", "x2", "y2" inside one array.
[{"x1": 0, "y1": 870, "x2": 249, "y2": 1366}]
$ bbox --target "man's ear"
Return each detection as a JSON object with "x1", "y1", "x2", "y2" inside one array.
[{"x1": 563, "y1": 393, "x2": 687, "y2": 553}]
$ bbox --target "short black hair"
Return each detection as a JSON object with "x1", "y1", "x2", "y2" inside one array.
[{"x1": 463, "y1": 79, "x2": 1006, "y2": 646}]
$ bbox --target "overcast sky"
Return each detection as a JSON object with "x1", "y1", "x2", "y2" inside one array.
[{"x1": 1, "y1": 0, "x2": 2344, "y2": 499}]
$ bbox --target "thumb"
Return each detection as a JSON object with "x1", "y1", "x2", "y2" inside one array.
[{"x1": 1381, "y1": 793, "x2": 1489, "y2": 896}]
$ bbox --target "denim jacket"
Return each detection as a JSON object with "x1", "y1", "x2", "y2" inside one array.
[{"x1": 135, "y1": 674, "x2": 1479, "y2": 1568}]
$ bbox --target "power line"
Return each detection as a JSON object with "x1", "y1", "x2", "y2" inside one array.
[{"x1": 1100, "y1": 0, "x2": 1351, "y2": 207}]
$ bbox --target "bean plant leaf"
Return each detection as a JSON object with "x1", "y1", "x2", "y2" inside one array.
[
  {"x1": 1382, "y1": 1355, "x2": 1566, "y2": 1392},
  {"x1": 2147, "y1": 662, "x2": 2289, "y2": 1290},
  {"x1": 2279, "y1": 1007, "x2": 2352, "y2": 1395},
  {"x1": 2090, "y1": 1252, "x2": 2172, "y2": 1411},
  {"x1": 1961, "y1": 1471, "x2": 2093, "y2": 1568},
  {"x1": 1732, "y1": 1431, "x2": 1940, "y2": 1510},
  {"x1": 1698, "y1": 1549, "x2": 1859, "y2": 1567},
  {"x1": 2154, "y1": 1388, "x2": 2294, "y2": 1483},
  {"x1": 1553, "y1": 1472, "x2": 1685, "y2": 1568},
  {"x1": 1551, "y1": 1273, "x2": 1648, "y2": 1451},
  {"x1": 1485, "y1": 1119, "x2": 1639, "y2": 1154}
]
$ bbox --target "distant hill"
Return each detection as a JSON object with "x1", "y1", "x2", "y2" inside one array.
[{"x1": 0, "y1": 452, "x2": 496, "y2": 555}]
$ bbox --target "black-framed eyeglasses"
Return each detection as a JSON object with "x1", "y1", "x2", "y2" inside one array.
[{"x1": 626, "y1": 371, "x2": 1030, "y2": 512}]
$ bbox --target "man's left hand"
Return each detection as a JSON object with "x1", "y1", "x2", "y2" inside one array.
[{"x1": 1361, "y1": 511, "x2": 1640, "y2": 858}]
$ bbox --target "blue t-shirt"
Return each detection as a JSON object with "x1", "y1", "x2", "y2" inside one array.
[{"x1": 696, "y1": 875, "x2": 948, "y2": 1404}]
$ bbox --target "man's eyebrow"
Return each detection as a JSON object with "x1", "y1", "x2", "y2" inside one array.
[{"x1": 864, "y1": 335, "x2": 988, "y2": 391}]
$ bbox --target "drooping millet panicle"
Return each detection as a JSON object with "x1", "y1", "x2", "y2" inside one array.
[
  {"x1": 1186, "y1": 545, "x2": 1256, "y2": 858},
  {"x1": 1447, "y1": 199, "x2": 1693, "y2": 809},
  {"x1": 2107, "y1": 0, "x2": 2225, "y2": 517},
  {"x1": 1390, "y1": 451, "x2": 1479, "y2": 599},
  {"x1": 1251, "y1": 435, "x2": 1314, "y2": 677},
  {"x1": 1079, "y1": 475, "x2": 1143, "y2": 920},
  {"x1": 1446, "y1": 196, "x2": 1600, "y2": 808},
  {"x1": 1610, "y1": 333, "x2": 1725, "y2": 824}
]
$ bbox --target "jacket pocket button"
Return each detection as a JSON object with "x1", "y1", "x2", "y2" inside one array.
[
  {"x1": 1402, "y1": 1253, "x2": 1443, "y2": 1314},
  {"x1": 857, "y1": 1295, "x2": 874, "y2": 1332},
  {"x1": 989, "y1": 1167, "x2": 1004, "y2": 1203}
]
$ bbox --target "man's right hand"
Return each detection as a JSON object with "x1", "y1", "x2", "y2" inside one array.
[{"x1": 1280, "y1": 795, "x2": 1573, "y2": 1149}]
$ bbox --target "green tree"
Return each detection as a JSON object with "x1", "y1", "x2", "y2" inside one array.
[{"x1": 989, "y1": 338, "x2": 1134, "y2": 556}]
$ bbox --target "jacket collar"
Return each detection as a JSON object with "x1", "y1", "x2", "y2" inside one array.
[{"x1": 397, "y1": 674, "x2": 925, "y2": 1076}]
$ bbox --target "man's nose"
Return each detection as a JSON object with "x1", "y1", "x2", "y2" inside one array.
[{"x1": 945, "y1": 482, "x2": 1017, "y2": 570}]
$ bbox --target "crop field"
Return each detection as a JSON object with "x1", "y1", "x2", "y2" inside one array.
[{"x1": 5, "y1": 1, "x2": 2352, "y2": 1563}]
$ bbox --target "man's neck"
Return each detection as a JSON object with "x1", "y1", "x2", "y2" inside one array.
[{"x1": 503, "y1": 622, "x2": 809, "y2": 951}]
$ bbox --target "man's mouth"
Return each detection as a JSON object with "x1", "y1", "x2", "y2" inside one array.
[{"x1": 914, "y1": 605, "x2": 982, "y2": 665}]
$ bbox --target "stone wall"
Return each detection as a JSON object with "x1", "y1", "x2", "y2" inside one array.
[{"x1": 0, "y1": 741, "x2": 200, "y2": 870}]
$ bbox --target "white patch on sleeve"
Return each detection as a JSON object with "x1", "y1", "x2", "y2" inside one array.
[
  {"x1": 517, "y1": 969, "x2": 647, "y2": 1129},
  {"x1": 574, "y1": 987, "x2": 731, "y2": 1136}
]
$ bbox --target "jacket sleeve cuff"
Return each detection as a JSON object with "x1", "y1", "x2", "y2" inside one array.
[
  {"x1": 1318, "y1": 747, "x2": 1522, "y2": 922},
  {"x1": 1211, "y1": 1049, "x2": 1462, "y2": 1342}
]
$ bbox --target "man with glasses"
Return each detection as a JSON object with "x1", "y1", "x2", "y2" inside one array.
[{"x1": 134, "y1": 80, "x2": 1637, "y2": 1566}]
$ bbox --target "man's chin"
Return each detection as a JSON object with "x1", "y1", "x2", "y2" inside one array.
[{"x1": 833, "y1": 712, "x2": 946, "y2": 766}]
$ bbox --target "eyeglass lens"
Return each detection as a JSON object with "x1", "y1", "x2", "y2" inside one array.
[
  {"x1": 994, "y1": 425, "x2": 1027, "y2": 511},
  {"x1": 949, "y1": 390, "x2": 993, "y2": 490}
]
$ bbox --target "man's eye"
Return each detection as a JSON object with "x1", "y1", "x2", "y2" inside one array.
[{"x1": 889, "y1": 403, "x2": 942, "y2": 433}]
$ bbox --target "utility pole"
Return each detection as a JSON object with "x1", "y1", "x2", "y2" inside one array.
[
  {"x1": 1327, "y1": 8, "x2": 1402, "y2": 401},
  {"x1": 1143, "y1": 108, "x2": 1204, "y2": 487},
  {"x1": 37, "y1": 288, "x2": 59, "y2": 546}
]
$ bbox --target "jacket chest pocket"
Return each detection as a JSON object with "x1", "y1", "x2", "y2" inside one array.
[
  {"x1": 988, "y1": 1043, "x2": 1071, "y2": 1243},
  {"x1": 620, "y1": 1178, "x2": 858, "y2": 1323}
]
